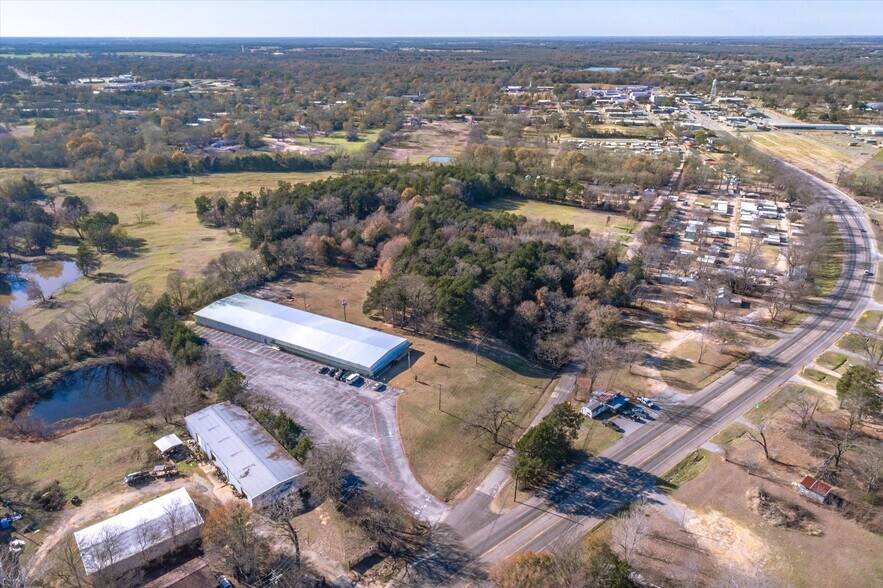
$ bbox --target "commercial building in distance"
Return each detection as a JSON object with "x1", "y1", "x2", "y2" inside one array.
[
  {"x1": 194, "y1": 293, "x2": 411, "y2": 377},
  {"x1": 74, "y1": 488, "x2": 203, "y2": 577},
  {"x1": 185, "y1": 402, "x2": 306, "y2": 507}
]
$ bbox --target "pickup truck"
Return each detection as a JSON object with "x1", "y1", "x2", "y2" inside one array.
[{"x1": 124, "y1": 471, "x2": 151, "y2": 485}]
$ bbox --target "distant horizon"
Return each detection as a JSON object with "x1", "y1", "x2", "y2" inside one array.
[
  {"x1": 2, "y1": 1, "x2": 882, "y2": 38},
  {"x1": 4, "y1": 35, "x2": 883, "y2": 41}
]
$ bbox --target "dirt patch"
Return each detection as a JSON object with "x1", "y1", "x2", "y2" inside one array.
[
  {"x1": 683, "y1": 508, "x2": 769, "y2": 570},
  {"x1": 747, "y1": 487, "x2": 822, "y2": 536}
]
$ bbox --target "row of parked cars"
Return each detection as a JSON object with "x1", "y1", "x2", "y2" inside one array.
[
  {"x1": 603, "y1": 396, "x2": 661, "y2": 433},
  {"x1": 317, "y1": 366, "x2": 386, "y2": 391}
]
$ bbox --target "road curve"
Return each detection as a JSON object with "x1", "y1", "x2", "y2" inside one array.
[{"x1": 433, "y1": 161, "x2": 875, "y2": 577}]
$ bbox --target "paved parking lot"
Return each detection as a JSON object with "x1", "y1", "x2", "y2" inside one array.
[{"x1": 197, "y1": 327, "x2": 448, "y2": 523}]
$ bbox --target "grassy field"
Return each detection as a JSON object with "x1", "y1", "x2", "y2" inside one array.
[
  {"x1": 657, "y1": 341, "x2": 743, "y2": 393},
  {"x1": 855, "y1": 309, "x2": 883, "y2": 331},
  {"x1": 273, "y1": 268, "x2": 555, "y2": 501},
  {"x1": 0, "y1": 419, "x2": 182, "y2": 500},
  {"x1": 815, "y1": 350, "x2": 849, "y2": 372},
  {"x1": 477, "y1": 196, "x2": 634, "y2": 237},
  {"x1": 814, "y1": 222, "x2": 844, "y2": 296},
  {"x1": 751, "y1": 131, "x2": 872, "y2": 183},
  {"x1": 575, "y1": 416, "x2": 622, "y2": 456},
  {"x1": 0, "y1": 166, "x2": 72, "y2": 185},
  {"x1": 385, "y1": 121, "x2": 472, "y2": 162},
  {"x1": 11, "y1": 170, "x2": 334, "y2": 330},
  {"x1": 835, "y1": 332, "x2": 873, "y2": 355},
  {"x1": 875, "y1": 261, "x2": 883, "y2": 304},
  {"x1": 658, "y1": 449, "x2": 713, "y2": 491},
  {"x1": 855, "y1": 149, "x2": 883, "y2": 181},
  {"x1": 801, "y1": 367, "x2": 839, "y2": 388},
  {"x1": 292, "y1": 129, "x2": 381, "y2": 153}
]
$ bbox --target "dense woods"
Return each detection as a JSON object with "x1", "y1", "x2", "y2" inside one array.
[{"x1": 194, "y1": 166, "x2": 638, "y2": 366}]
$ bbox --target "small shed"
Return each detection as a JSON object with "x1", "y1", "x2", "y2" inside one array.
[
  {"x1": 154, "y1": 434, "x2": 184, "y2": 456},
  {"x1": 797, "y1": 476, "x2": 832, "y2": 504}
]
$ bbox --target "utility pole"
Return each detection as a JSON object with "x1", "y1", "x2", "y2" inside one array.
[
  {"x1": 340, "y1": 299, "x2": 348, "y2": 322},
  {"x1": 514, "y1": 475, "x2": 518, "y2": 503},
  {"x1": 438, "y1": 384, "x2": 442, "y2": 412}
]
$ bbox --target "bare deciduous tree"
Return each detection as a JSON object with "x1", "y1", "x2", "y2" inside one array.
[
  {"x1": 151, "y1": 366, "x2": 200, "y2": 424},
  {"x1": 47, "y1": 533, "x2": 88, "y2": 588},
  {"x1": 573, "y1": 337, "x2": 622, "y2": 400},
  {"x1": 785, "y1": 388, "x2": 818, "y2": 429},
  {"x1": 850, "y1": 329, "x2": 883, "y2": 368},
  {"x1": 467, "y1": 396, "x2": 519, "y2": 450},
  {"x1": 612, "y1": 499, "x2": 649, "y2": 566},
  {"x1": 745, "y1": 416, "x2": 775, "y2": 461},
  {"x1": 854, "y1": 441, "x2": 883, "y2": 493},
  {"x1": 306, "y1": 442, "x2": 354, "y2": 506}
]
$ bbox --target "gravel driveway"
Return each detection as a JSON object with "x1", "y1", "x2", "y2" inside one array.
[{"x1": 197, "y1": 327, "x2": 449, "y2": 523}]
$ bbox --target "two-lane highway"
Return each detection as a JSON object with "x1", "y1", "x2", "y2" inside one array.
[{"x1": 442, "y1": 160, "x2": 875, "y2": 572}]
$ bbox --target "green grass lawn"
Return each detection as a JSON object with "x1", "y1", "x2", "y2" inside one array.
[
  {"x1": 477, "y1": 196, "x2": 633, "y2": 236},
  {"x1": 13, "y1": 170, "x2": 334, "y2": 330},
  {"x1": 658, "y1": 449, "x2": 713, "y2": 491},
  {"x1": 657, "y1": 340, "x2": 743, "y2": 393},
  {"x1": 836, "y1": 332, "x2": 871, "y2": 355},
  {"x1": 292, "y1": 129, "x2": 381, "y2": 153},
  {"x1": 0, "y1": 419, "x2": 183, "y2": 500},
  {"x1": 801, "y1": 367, "x2": 839, "y2": 388},
  {"x1": 575, "y1": 417, "x2": 622, "y2": 456},
  {"x1": 874, "y1": 262, "x2": 883, "y2": 304},
  {"x1": 711, "y1": 423, "x2": 748, "y2": 447},
  {"x1": 855, "y1": 310, "x2": 883, "y2": 331},
  {"x1": 816, "y1": 350, "x2": 849, "y2": 372},
  {"x1": 743, "y1": 383, "x2": 836, "y2": 424},
  {"x1": 815, "y1": 221, "x2": 843, "y2": 296}
]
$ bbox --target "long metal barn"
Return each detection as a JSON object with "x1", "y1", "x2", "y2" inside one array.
[{"x1": 194, "y1": 293, "x2": 410, "y2": 377}]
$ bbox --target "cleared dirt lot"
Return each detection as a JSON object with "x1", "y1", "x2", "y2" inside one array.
[
  {"x1": 664, "y1": 458, "x2": 883, "y2": 588},
  {"x1": 197, "y1": 326, "x2": 448, "y2": 522}
]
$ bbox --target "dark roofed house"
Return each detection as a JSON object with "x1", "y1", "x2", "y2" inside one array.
[
  {"x1": 594, "y1": 391, "x2": 628, "y2": 413},
  {"x1": 797, "y1": 476, "x2": 832, "y2": 504}
]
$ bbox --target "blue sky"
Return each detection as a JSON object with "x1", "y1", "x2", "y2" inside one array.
[{"x1": 1, "y1": 0, "x2": 882, "y2": 38}]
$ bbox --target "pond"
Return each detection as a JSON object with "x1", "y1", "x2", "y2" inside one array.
[
  {"x1": 0, "y1": 260, "x2": 82, "y2": 312},
  {"x1": 26, "y1": 364, "x2": 162, "y2": 428},
  {"x1": 428, "y1": 155, "x2": 455, "y2": 163}
]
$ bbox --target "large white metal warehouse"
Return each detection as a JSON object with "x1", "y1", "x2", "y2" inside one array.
[
  {"x1": 75, "y1": 488, "x2": 203, "y2": 577},
  {"x1": 194, "y1": 293, "x2": 411, "y2": 376},
  {"x1": 185, "y1": 402, "x2": 306, "y2": 507}
]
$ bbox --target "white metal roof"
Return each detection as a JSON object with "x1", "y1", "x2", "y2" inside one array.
[
  {"x1": 184, "y1": 402, "x2": 305, "y2": 501},
  {"x1": 194, "y1": 293, "x2": 410, "y2": 374},
  {"x1": 74, "y1": 488, "x2": 202, "y2": 575},
  {"x1": 154, "y1": 434, "x2": 183, "y2": 454}
]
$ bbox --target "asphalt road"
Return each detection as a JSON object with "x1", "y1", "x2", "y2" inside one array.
[{"x1": 405, "y1": 155, "x2": 876, "y2": 584}]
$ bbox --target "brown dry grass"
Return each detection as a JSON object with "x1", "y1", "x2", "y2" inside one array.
[
  {"x1": 11, "y1": 170, "x2": 334, "y2": 330},
  {"x1": 266, "y1": 267, "x2": 554, "y2": 501}
]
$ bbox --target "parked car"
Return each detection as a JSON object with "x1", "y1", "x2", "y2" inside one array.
[
  {"x1": 328, "y1": 368, "x2": 339, "y2": 378},
  {"x1": 372, "y1": 382, "x2": 386, "y2": 392},
  {"x1": 218, "y1": 576, "x2": 234, "y2": 588},
  {"x1": 318, "y1": 366, "x2": 329, "y2": 374},
  {"x1": 336, "y1": 370, "x2": 348, "y2": 381},
  {"x1": 604, "y1": 421, "x2": 624, "y2": 433},
  {"x1": 345, "y1": 373, "x2": 363, "y2": 386},
  {"x1": 637, "y1": 396, "x2": 660, "y2": 410}
]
